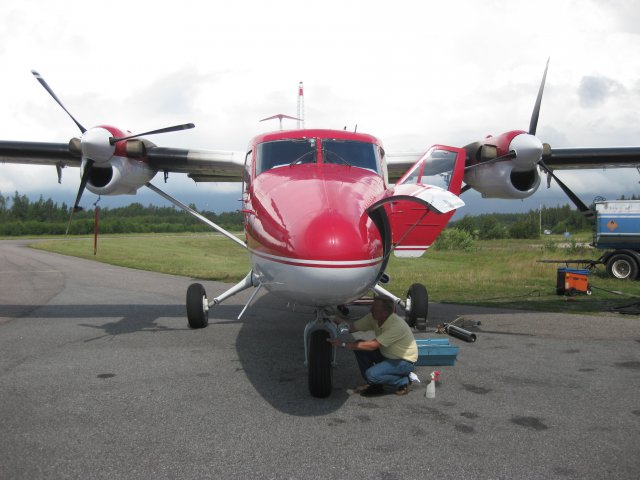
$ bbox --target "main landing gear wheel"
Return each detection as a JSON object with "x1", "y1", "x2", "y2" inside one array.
[
  {"x1": 406, "y1": 283, "x2": 428, "y2": 331},
  {"x1": 606, "y1": 254, "x2": 639, "y2": 280},
  {"x1": 186, "y1": 283, "x2": 209, "y2": 329},
  {"x1": 308, "y1": 330, "x2": 333, "y2": 398}
]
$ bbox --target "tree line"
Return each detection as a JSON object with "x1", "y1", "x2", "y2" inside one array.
[
  {"x1": 0, "y1": 191, "x2": 244, "y2": 235},
  {"x1": 1, "y1": 191, "x2": 637, "y2": 237},
  {"x1": 451, "y1": 196, "x2": 639, "y2": 241}
]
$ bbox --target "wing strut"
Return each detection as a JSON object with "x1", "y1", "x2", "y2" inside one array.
[
  {"x1": 538, "y1": 161, "x2": 594, "y2": 218},
  {"x1": 145, "y1": 182, "x2": 247, "y2": 249}
]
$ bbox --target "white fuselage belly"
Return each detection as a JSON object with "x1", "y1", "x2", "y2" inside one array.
[{"x1": 250, "y1": 250, "x2": 382, "y2": 306}]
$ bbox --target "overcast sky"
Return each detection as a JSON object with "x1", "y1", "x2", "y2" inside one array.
[{"x1": 1, "y1": 0, "x2": 639, "y2": 215}]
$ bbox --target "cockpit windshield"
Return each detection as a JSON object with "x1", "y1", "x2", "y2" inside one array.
[
  {"x1": 255, "y1": 139, "x2": 316, "y2": 175},
  {"x1": 255, "y1": 137, "x2": 381, "y2": 176},
  {"x1": 322, "y1": 140, "x2": 380, "y2": 174}
]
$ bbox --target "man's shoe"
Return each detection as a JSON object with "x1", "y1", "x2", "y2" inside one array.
[
  {"x1": 360, "y1": 384, "x2": 384, "y2": 397},
  {"x1": 396, "y1": 384, "x2": 411, "y2": 396}
]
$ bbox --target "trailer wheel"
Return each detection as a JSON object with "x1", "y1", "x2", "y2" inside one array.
[{"x1": 605, "y1": 254, "x2": 639, "y2": 280}]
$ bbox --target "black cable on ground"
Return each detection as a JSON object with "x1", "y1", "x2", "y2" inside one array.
[
  {"x1": 589, "y1": 284, "x2": 640, "y2": 299},
  {"x1": 472, "y1": 289, "x2": 544, "y2": 302},
  {"x1": 589, "y1": 284, "x2": 640, "y2": 315},
  {"x1": 610, "y1": 301, "x2": 640, "y2": 315}
]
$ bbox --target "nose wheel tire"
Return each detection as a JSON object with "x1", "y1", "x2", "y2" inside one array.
[
  {"x1": 308, "y1": 330, "x2": 333, "y2": 398},
  {"x1": 186, "y1": 283, "x2": 209, "y2": 329},
  {"x1": 406, "y1": 283, "x2": 428, "y2": 331}
]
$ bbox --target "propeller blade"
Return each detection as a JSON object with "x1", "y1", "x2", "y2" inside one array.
[
  {"x1": 460, "y1": 184, "x2": 472, "y2": 195},
  {"x1": 31, "y1": 70, "x2": 87, "y2": 134},
  {"x1": 539, "y1": 160, "x2": 594, "y2": 218},
  {"x1": 74, "y1": 159, "x2": 94, "y2": 211},
  {"x1": 65, "y1": 159, "x2": 94, "y2": 234},
  {"x1": 529, "y1": 58, "x2": 550, "y2": 136},
  {"x1": 109, "y1": 123, "x2": 195, "y2": 145}
]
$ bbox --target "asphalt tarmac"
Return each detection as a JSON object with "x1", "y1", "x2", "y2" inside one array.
[{"x1": 1, "y1": 239, "x2": 639, "y2": 479}]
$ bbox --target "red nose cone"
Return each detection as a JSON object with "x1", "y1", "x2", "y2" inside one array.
[
  {"x1": 300, "y1": 209, "x2": 377, "y2": 262},
  {"x1": 247, "y1": 165, "x2": 385, "y2": 264}
]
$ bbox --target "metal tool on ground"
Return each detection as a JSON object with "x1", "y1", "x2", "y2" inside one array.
[{"x1": 444, "y1": 322, "x2": 477, "y2": 342}]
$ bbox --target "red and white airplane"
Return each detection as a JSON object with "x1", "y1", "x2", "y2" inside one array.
[{"x1": 1, "y1": 65, "x2": 639, "y2": 397}]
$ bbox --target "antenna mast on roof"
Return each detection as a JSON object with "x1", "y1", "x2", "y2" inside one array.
[
  {"x1": 297, "y1": 81, "x2": 305, "y2": 129},
  {"x1": 259, "y1": 114, "x2": 300, "y2": 130}
]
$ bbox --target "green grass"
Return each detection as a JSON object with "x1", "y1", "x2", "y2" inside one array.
[
  {"x1": 389, "y1": 237, "x2": 640, "y2": 314},
  {"x1": 30, "y1": 233, "x2": 640, "y2": 315},
  {"x1": 32, "y1": 233, "x2": 250, "y2": 282}
]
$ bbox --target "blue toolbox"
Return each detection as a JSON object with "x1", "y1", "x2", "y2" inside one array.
[{"x1": 415, "y1": 338, "x2": 459, "y2": 366}]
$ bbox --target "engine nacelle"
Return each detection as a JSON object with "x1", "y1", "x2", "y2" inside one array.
[
  {"x1": 463, "y1": 162, "x2": 540, "y2": 199},
  {"x1": 84, "y1": 156, "x2": 157, "y2": 195}
]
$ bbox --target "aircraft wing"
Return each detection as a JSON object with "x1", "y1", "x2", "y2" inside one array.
[
  {"x1": 543, "y1": 147, "x2": 640, "y2": 170},
  {"x1": 146, "y1": 147, "x2": 245, "y2": 182},
  {"x1": 386, "y1": 152, "x2": 423, "y2": 183},
  {"x1": 386, "y1": 146, "x2": 640, "y2": 181},
  {"x1": 0, "y1": 141, "x2": 80, "y2": 167},
  {"x1": 0, "y1": 140, "x2": 246, "y2": 182}
]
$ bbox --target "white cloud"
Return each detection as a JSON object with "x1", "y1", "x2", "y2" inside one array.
[{"x1": 1, "y1": 0, "x2": 639, "y2": 211}]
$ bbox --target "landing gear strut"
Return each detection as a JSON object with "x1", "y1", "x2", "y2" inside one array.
[{"x1": 372, "y1": 282, "x2": 429, "y2": 331}]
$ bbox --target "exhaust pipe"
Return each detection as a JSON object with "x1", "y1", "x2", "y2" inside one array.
[{"x1": 444, "y1": 323, "x2": 477, "y2": 343}]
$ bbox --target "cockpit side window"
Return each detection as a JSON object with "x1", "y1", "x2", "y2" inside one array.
[
  {"x1": 398, "y1": 148, "x2": 456, "y2": 189},
  {"x1": 322, "y1": 140, "x2": 380, "y2": 174},
  {"x1": 401, "y1": 163, "x2": 423, "y2": 185},
  {"x1": 421, "y1": 149, "x2": 456, "y2": 188},
  {"x1": 255, "y1": 139, "x2": 316, "y2": 175}
]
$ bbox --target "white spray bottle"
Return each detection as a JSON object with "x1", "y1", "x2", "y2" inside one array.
[{"x1": 425, "y1": 371, "x2": 440, "y2": 398}]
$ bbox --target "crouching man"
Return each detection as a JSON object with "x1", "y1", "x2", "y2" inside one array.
[{"x1": 328, "y1": 296, "x2": 418, "y2": 396}]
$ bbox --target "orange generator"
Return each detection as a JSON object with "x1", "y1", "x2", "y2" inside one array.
[{"x1": 556, "y1": 268, "x2": 591, "y2": 296}]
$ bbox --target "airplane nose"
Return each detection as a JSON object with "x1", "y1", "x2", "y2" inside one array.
[
  {"x1": 246, "y1": 168, "x2": 387, "y2": 305},
  {"x1": 300, "y1": 210, "x2": 374, "y2": 261},
  {"x1": 248, "y1": 169, "x2": 386, "y2": 265}
]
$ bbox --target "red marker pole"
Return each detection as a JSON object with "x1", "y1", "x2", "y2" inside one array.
[{"x1": 93, "y1": 205, "x2": 99, "y2": 255}]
